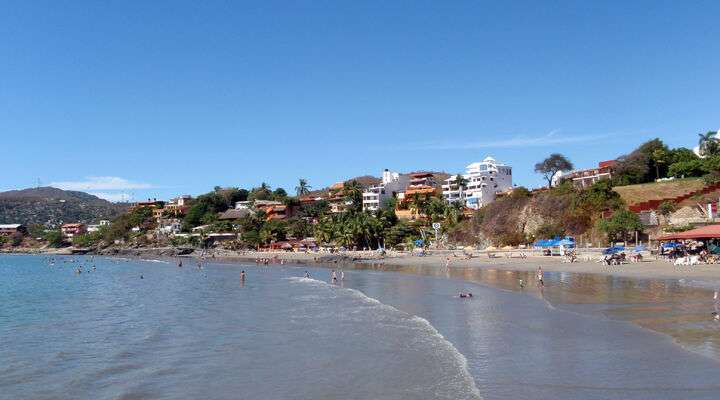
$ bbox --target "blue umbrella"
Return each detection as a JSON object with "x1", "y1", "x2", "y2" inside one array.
[
  {"x1": 603, "y1": 245, "x2": 625, "y2": 255},
  {"x1": 661, "y1": 242, "x2": 681, "y2": 250},
  {"x1": 558, "y1": 238, "x2": 576, "y2": 247}
]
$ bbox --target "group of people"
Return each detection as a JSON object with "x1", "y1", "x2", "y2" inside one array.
[
  {"x1": 254, "y1": 257, "x2": 286, "y2": 265},
  {"x1": 330, "y1": 269, "x2": 345, "y2": 284}
]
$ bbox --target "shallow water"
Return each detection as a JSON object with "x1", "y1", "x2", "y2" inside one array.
[
  {"x1": 354, "y1": 262, "x2": 720, "y2": 361},
  {"x1": 1, "y1": 255, "x2": 720, "y2": 399}
]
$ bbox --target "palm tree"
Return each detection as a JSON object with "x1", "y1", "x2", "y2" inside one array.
[
  {"x1": 698, "y1": 131, "x2": 719, "y2": 156},
  {"x1": 295, "y1": 178, "x2": 311, "y2": 196},
  {"x1": 452, "y1": 174, "x2": 468, "y2": 201},
  {"x1": 343, "y1": 180, "x2": 364, "y2": 211}
]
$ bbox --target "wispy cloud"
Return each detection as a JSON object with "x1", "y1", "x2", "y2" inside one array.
[
  {"x1": 50, "y1": 176, "x2": 153, "y2": 191},
  {"x1": 410, "y1": 131, "x2": 615, "y2": 150},
  {"x1": 87, "y1": 192, "x2": 133, "y2": 202}
]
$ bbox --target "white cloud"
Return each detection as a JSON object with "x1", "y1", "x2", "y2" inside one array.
[
  {"x1": 410, "y1": 131, "x2": 615, "y2": 150},
  {"x1": 87, "y1": 192, "x2": 133, "y2": 202},
  {"x1": 50, "y1": 176, "x2": 153, "y2": 191}
]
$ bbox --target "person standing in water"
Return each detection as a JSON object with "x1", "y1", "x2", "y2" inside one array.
[
  {"x1": 240, "y1": 271, "x2": 246, "y2": 282},
  {"x1": 445, "y1": 256, "x2": 451, "y2": 271},
  {"x1": 536, "y1": 267, "x2": 544, "y2": 286},
  {"x1": 713, "y1": 290, "x2": 720, "y2": 320},
  {"x1": 340, "y1": 269, "x2": 345, "y2": 281},
  {"x1": 304, "y1": 271, "x2": 311, "y2": 278},
  {"x1": 331, "y1": 270, "x2": 337, "y2": 284}
]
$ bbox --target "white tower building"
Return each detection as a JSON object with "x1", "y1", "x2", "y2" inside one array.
[{"x1": 442, "y1": 156, "x2": 513, "y2": 209}]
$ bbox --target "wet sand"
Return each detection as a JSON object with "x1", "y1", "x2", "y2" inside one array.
[{"x1": 223, "y1": 250, "x2": 720, "y2": 361}]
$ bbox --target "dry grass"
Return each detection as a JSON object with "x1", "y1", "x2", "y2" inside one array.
[{"x1": 613, "y1": 178, "x2": 705, "y2": 205}]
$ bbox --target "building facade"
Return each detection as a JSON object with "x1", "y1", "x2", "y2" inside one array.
[
  {"x1": 0, "y1": 224, "x2": 26, "y2": 236},
  {"x1": 554, "y1": 160, "x2": 615, "y2": 188},
  {"x1": 61, "y1": 223, "x2": 87, "y2": 238},
  {"x1": 442, "y1": 156, "x2": 513, "y2": 209},
  {"x1": 362, "y1": 169, "x2": 410, "y2": 211}
]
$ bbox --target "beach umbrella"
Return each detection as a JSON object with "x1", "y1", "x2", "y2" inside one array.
[
  {"x1": 661, "y1": 242, "x2": 680, "y2": 250},
  {"x1": 558, "y1": 238, "x2": 576, "y2": 248},
  {"x1": 603, "y1": 245, "x2": 625, "y2": 255}
]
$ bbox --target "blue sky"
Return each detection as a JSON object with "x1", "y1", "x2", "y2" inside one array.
[{"x1": 1, "y1": 0, "x2": 719, "y2": 202}]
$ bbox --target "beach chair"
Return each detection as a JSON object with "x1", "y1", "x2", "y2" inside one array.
[{"x1": 674, "y1": 256, "x2": 689, "y2": 266}]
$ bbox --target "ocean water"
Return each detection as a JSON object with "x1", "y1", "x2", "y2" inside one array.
[{"x1": 1, "y1": 254, "x2": 719, "y2": 400}]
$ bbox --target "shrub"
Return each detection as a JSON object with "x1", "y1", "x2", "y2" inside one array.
[
  {"x1": 668, "y1": 160, "x2": 705, "y2": 178},
  {"x1": 44, "y1": 230, "x2": 65, "y2": 248},
  {"x1": 657, "y1": 201, "x2": 676, "y2": 216}
]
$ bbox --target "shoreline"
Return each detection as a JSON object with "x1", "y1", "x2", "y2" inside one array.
[
  {"x1": 8, "y1": 245, "x2": 720, "y2": 283},
  {"x1": 6, "y1": 246, "x2": 720, "y2": 361}
]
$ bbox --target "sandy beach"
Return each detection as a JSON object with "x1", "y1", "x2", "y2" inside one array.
[
  {"x1": 188, "y1": 248, "x2": 720, "y2": 283},
  {"x1": 11, "y1": 245, "x2": 720, "y2": 283}
]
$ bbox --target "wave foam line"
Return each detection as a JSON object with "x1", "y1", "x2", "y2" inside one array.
[{"x1": 286, "y1": 275, "x2": 482, "y2": 399}]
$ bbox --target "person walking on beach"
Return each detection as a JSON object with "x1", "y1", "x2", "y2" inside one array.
[
  {"x1": 536, "y1": 267, "x2": 544, "y2": 286},
  {"x1": 445, "y1": 257, "x2": 451, "y2": 271}
]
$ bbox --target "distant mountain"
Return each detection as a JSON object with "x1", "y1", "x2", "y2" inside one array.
[{"x1": 0, "y1": 187, "x2": 129, "y2": 226}]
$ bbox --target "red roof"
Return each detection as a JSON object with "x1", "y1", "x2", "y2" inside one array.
[
  {"x1": 598, "y1": 160, "x2": 616, "y2": 169},
  {"x1": 658, "y1": 224, "x2": 720, "y2": 240},
  {"x1": 410, "y1": 172, "x2": 434, "y2": 178}
]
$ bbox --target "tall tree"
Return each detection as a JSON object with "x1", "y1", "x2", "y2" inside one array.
[
  {"x1": 295, "y1": 178, "x2": 311, "y2": 196},
  {"x1": 651, "y1": 148, "x2": 669, "y2": 180},
  {"x1": 452, "y1": 174, "x2": 468, "y2": 202},
  {"x1": 343, "y1": 180, "x2": 364, "y2": 211},
  {"x1": 698, "y1": 130, "x2": 719, "y2": 157},
  {"x1": 535, "y1": 154, "x2": 574, "y2": 188}
]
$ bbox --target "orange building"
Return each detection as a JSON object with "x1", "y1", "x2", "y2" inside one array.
[{"x1": 61, "y1": 223, "x2": 87, "y2": 238}]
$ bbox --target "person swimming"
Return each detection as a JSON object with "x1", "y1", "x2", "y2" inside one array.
[
  {"x1": 178, "y1": 260, "x2": 183, "y2": 268},
  {"x1": 140, "y1": 274, "x2": 144, "y2": 279},
  {"x1": 459, "y1": 292, "x2": 473, "y2": 298},
  {"x1": 305, "y1": 271, "x2": 311, "y2": 278}
]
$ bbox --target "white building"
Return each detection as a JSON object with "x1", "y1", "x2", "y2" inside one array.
[
  {"x1": 169, "y1": 195, "x2": 192, "y2": 206},
  {"x1": 362, "y1": 169, "x2": 410, "y2": 211},
  {"x1": 157, "y1": 218, "x2": 182, "y2": 235},
  {"x1": 86, "y1": 220, "x2": 111, "y2": 233},
  {"x1": 442, "y1": 156, "x2": 512, "y2": 209}
]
